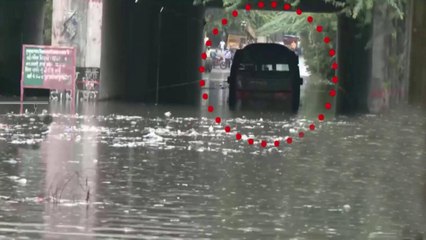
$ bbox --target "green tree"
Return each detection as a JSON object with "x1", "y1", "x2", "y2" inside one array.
[
  {"x1": 197, "y1": 0, "x2": 405, "y2": 23},
  {"x1": 198, "y1": 0, "x2": 406, "y2": 80},
  {"x1": 255, "y1": 11, "x2": 338, "y2": 79}
]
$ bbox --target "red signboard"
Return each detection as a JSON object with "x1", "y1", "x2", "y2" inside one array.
[{"x1": 20, "y1": 45, "x2": 76, "y2": 107}]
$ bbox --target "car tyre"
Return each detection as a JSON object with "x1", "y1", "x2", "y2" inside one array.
[
  {"x1": 292, "y1": 85, "x2": 300, "y2": 113},
  {"x1": 228, "y1": 83, "x2": 237, "y2": 110},
  {"x1": 220, "y1": 62, "x2": 227, "y2": 70}
]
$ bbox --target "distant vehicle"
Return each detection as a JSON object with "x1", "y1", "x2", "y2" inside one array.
[
  {"x1": 204, "y1": 48, "x2": 226, "y2": 72},
  {"x1": 213, "y1": 56, "x2": 227, "y2": 69},
  {"x1": 227, "y1": 43, "x2": 303, "y2": 113}
]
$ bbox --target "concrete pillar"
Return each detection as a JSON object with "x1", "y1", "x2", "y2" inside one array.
[
  {"x1": 100, "y1": 0, "x2": 205, "y2": 104},
  {"x1": 0, "y1": 0, "x2": 45, "y2": 96},
  {"x1": 368, "y1": 2, "x2": 388, "y2": 113},
  {"x1": 52, "y1": 0, "x2": 103, "y2": 99},
  {"x1": 52, "y1": 0, "x2": 88, "y2": 66},
  {"x1": 336, "y1": 15, "x2": 373, "y2": 114},
  {"x1": 52, "y1": 0, "x2": 103, "y2": 68},
  {"x1": 368, "y1": 1, "x2": 412, "y2": 113},
  {"x1": 408, "y1": 0, "x2": 426, "y2": 107}
]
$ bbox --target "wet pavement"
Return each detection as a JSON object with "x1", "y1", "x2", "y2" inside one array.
[{"x1": 0, "y1": 67, "x2": 425, "y2": 239}]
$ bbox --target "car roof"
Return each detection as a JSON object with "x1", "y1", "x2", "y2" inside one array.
[{"x1": 238, "y1": 43, "x2": 297, "y2": 63}]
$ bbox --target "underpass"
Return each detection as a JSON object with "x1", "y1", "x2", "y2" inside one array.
[{"x1": 0, "y1": 0, "x2": 425, "y2": 239}]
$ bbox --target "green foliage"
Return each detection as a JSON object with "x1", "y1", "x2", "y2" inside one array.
[
  {"x1": 204, "y1": 8, "x2": 242, "y2": 34},
  {"x1": 323, "y1": 0, "x2": 405, "y2": 24},
  {"x1": 198, "y1": 0, "x2": 406, "y2": 81},
  {"x1": 298, "y1": 13, "x2": 337, "y2": 79},
  {"x1": 205, "y1": 8, "x2": 338, "y2": 79},
  {"x1": 256, "y1": 11, "x2": 338, "y2": 79},
  {"x1": 197, "y1": 0, "x2": 406, "y2": 24}
]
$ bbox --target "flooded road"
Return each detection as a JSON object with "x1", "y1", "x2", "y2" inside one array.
[{"x1": 0, "y1": 69, "x2": 425, "y2": 239}]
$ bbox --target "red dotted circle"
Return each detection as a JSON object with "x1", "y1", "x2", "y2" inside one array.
[
  {"x1": 284, "y1": 3, "x2": 291, "y2": 10},
  {"x1": 200, "y1": 2, "x2": 336, "y2": 151},
  {"x1": 274, "y1": 141, "x2": 280, "y2": 147},
  {"x1": 199, "y1": 80, "x2": 205, "y2": 87},
  {"x1": 324, "y1": 36, "x2": 331, "y2": 43}
]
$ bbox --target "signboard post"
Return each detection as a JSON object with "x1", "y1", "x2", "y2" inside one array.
[{"x1": 20, "y1": 45, "x2": 76, "y2": 112}]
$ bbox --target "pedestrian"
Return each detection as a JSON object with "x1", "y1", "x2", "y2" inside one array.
[
  {"x1": 290, "y1": 41, "x2": 297, "y2": 51},
  {"x1": 224, "y1": 48, "x2": 232, "y2": 68},
  {"x1": 206, "y1": 47, "x2": 213, "y2": 58},
  {"x1": 219, "y1": 40, "x2": 225, "y2": 51},
  {"x1": 210, "y1": 48, "x2": 217, "y2": 60},
  {"x1": 203, "y1": 36, "x2": 209, "y2": 52}
]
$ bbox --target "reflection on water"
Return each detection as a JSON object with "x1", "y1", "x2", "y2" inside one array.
[{"x1": 0, "y1": 101, "x2": 425, "y2": 239}]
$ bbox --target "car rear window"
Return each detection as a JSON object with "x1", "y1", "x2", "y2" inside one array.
[
  {"x1": 238, "y1": 63, "x2": 290, "y2": 72},
  {"x1": 276, "y1": 64, "x2": 290, "y2": 71}
]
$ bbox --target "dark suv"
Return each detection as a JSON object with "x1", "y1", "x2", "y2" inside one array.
[{"x1": 227, "y1": 43, "x2": 303, "y2": 113}]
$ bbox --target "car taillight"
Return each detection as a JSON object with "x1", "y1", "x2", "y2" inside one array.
[
  {"x1": 274, "y1": 92, "x2": 292, "y2": 100},
  {"x1": 237, "y1": 91, "x2": 250, "y2": 99}
]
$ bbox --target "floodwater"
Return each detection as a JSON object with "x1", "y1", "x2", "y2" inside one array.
[{"x1": 0, "y1": 69, "x2": 425, "y2": 239}]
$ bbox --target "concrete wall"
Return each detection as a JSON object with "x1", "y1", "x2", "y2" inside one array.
[
  {"x1": 51, "y1": 0, "x2": 103, "y2": 98},
  {"x1": 51, "y1": 0, "x2": 103, "y2": 68},
  {"x1": 52, "y1": 0, "x2": 88, "y2": 67},
  {"x1": 337, "y1": 1, "x2": 413, "y2": 114},
  {"x1": 409, "y1": 0, "x2": 426, "y2": 107},
  {"x1": 0, "y1": 0, "x2": 45, "y2": 96},
  {"x1": 85, "y1": 0, "x2": 103, "y2": 68},
  {"x1": 100, "y1": 0, "x2": 205, "y2": 104},
  {"x1": 336, "y1": 15, "x2": 373, "y2": 114},
  {"x1": 99, "y1": 0, "x2": 130, "y2": 99},
  {"x1": 368, "y1": 1, "x2": 412, "y2": 113},
  {"x1": 368, "y1": 3, "x2": 389, "y2": 113}
]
